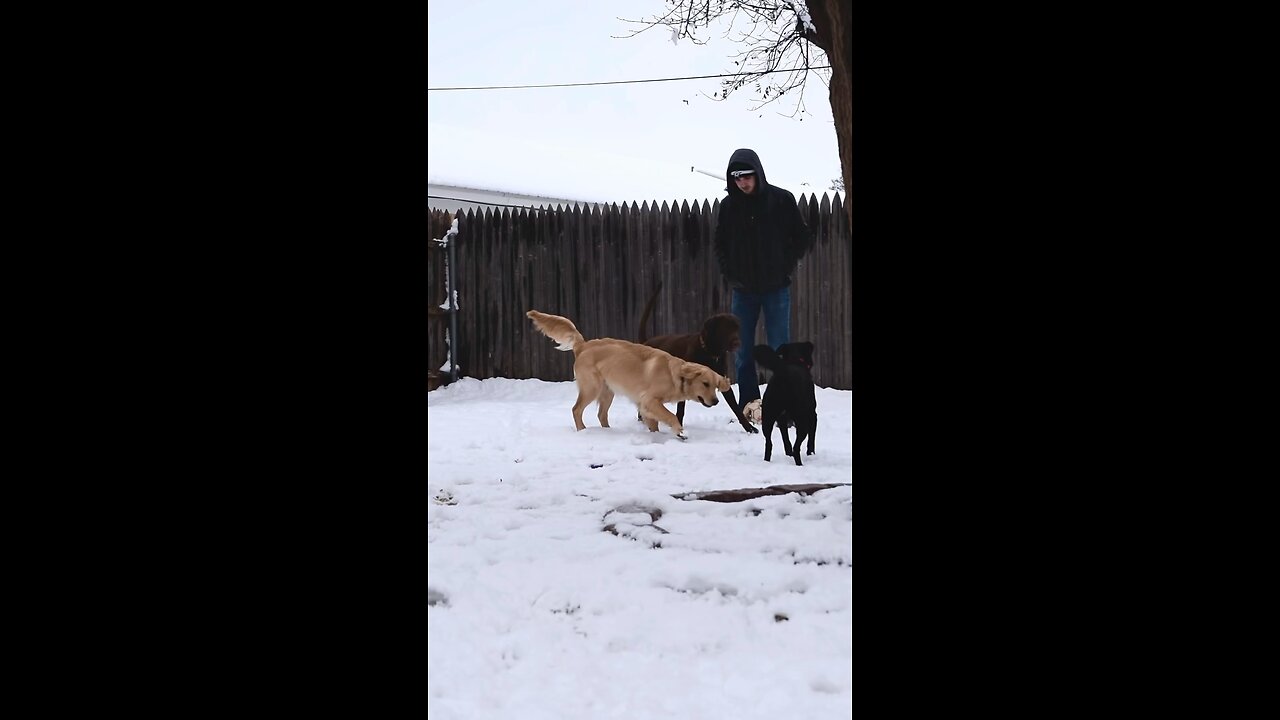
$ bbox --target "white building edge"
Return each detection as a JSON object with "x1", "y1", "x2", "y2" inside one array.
[{"x1": 428, "y1": 182, "x2": 603, "y2": 216}]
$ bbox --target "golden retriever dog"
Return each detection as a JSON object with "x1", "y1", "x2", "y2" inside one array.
[{"x1": 526, "y1": 310, "x2": 731, "y2": 440}]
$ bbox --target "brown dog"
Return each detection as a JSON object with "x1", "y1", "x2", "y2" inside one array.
[
  {"x1": 526, "y1": 310, "x2": 730, "y2": 439},
  {"x1": 637, "y1": 282, "x2": 758, "y2": 434}
]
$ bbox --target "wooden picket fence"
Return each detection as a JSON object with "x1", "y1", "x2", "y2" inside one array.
[{"x1": 428, "y1": 193, "x2": 850, "y2": 390}]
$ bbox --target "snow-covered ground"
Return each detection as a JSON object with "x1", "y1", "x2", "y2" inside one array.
[{"x1": 428, "y1": 377, "x2": 853, "y2": 719}]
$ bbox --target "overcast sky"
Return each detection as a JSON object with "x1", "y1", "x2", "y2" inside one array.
[{"x1": 427, "y1": 0, "x2": 843, "y2": 206}]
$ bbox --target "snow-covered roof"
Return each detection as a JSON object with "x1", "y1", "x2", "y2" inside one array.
[{"x1": 428, "y1": 122, "x2": 731, "y2": 207}]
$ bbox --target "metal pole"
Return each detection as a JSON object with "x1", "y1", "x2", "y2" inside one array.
[{"x1": 448, "y1": 228, "x2": 459, "y2": 383}]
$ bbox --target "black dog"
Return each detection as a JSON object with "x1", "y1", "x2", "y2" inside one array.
[
  {"x1": 752, "y1": 342, "x2": 817, "y2": 465},
  {"x1": 637, "y1": 282, "x2": 757, "y2": 433}
]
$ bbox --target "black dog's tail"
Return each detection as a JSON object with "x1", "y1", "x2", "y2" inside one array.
[
  {"x1": 752, "y1": 344, "x2": 782, "y2": 371},
  {"x1": 637, "y1": 281, "x2": 663, "y2": 344}
]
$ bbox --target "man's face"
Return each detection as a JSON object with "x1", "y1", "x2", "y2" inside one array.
[{"x1": 733, "y1": 173, "x2": 757, "y2": 195}]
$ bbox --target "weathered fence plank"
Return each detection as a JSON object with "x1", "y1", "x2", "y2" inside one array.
[{"x1": 429, "y1": 193, "x2": 851, "y2": 390}]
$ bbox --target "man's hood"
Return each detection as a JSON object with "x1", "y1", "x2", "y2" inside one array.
[{"x1": 724, "y1": 148, "x2": 769, "y2": 196}]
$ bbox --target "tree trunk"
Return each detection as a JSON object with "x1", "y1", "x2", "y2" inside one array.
[{"x1": 803, "y1": 0, "x2": 852, "y2": 232}]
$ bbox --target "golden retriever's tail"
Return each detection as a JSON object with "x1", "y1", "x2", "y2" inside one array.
[
  {"x1": 637, "y1": 281, "x2": 662, "y2": 344},
  {"x1": 526, "y1": 310, "x2": 586, "y2": 355}
]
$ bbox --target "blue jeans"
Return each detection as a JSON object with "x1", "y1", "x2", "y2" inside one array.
[{"x1": 731, "y1": 286, "x2": 790, "y2": 405}]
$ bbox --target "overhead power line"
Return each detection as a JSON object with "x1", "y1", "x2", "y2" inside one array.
[{"x1": 427, "y1": 65, "x2": 831, "y2": 92}]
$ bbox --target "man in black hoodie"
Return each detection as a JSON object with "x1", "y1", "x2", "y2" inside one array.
[{"x1": 713, "y1": 148, "x2": 813, "y2": 410}]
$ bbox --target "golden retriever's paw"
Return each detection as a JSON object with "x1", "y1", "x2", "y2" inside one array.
[{"x1": 675, "y1": 431, "x2": 688, "y2": 441}]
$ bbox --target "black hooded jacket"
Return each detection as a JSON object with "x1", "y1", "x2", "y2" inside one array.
[{"x1": 713, "y1": 148, "x2": 813, "y2": 293}]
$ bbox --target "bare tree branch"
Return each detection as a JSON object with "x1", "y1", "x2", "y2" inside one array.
[
  {"x1": 617, "y1": 0, "x2": 852, "y2": 234},
  {"x1": 617, "y1": 1, "x2": 829, "y2": 116}
]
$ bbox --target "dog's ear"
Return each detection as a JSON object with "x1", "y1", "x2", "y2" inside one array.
[
  {"x1": 794, "y1": 341, "x2": 814, "y2": 364},
  {"x1": 779, "y1": 341, "x2": 814, "y2": 365},
  {"x1": 679, "y1": 362, "x2": 704, "y2": 381},
  {"x1": 717, "y1": 374, "x2": 730, "y2": 391},
  {"x1": 752, "y1": 344, "x2": 779, "y2": 366}
]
